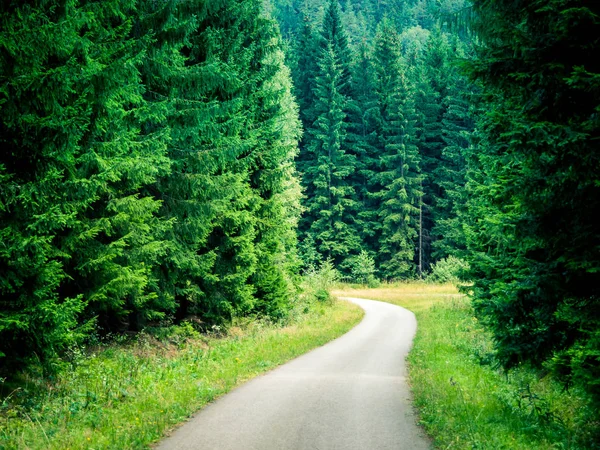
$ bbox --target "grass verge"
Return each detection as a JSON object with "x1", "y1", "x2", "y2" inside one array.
[
  {"x1": 333, "y1": 283, "x2": 595, "y2": 449},
  {"x1": 0, "y1": 299, "x2": 363, "y2": 449}
]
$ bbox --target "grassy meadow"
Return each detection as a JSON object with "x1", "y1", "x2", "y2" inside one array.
[
  {"x1": 332, "y1": 283, "x2": 596, "y2": 450},
  {"x1": 0, "y1": 299, "x2": 363, "y2": 449}
]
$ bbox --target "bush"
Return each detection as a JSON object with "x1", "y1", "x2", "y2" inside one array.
[
  {"x1": 302, "y1": 258, "x2": 340, "y2": 303},
  {"x1": 345, "y1": 250, "x2": 379, "y2": 287},
  {"x1": 427, "y1": 256, "x2": 470, "y2": 283}
]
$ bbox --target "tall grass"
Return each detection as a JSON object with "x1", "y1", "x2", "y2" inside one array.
[
  {"x1": 333, "y1": 283, "x2": 597, "y2": 449},
  {"x1": 0, "y1": 299, "x2": 363, "y2": 449}
]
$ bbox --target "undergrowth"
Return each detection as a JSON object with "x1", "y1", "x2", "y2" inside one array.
[{"x1": 0, "y1": 296, "x2": 363, "y2": 449}]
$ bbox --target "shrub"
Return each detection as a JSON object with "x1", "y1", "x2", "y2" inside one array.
[
  {"x1": 302, "y1": 258, "x2": 340, "y2": 303},
  {"x1": 346, "y1": 250, "x2": 379, "y2": 287},
  {"x1": 427, "y1": 256, "x2": 470, "y2": 283}
]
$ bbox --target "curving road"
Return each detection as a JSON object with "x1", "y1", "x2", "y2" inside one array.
[{"x1": 155, "y1": 297, "x2": 431, "y2": 450}]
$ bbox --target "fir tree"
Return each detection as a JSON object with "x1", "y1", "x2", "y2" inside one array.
[
  {"x1": 245, "y1": 17, "x2": 303, "y2": 320},
  {"x1": 0, "y1": 0, "x2": 172, "y2": 371},
  {"x1": 432, "y1": 56, "x2": 475, "y2": 261},
  {"x1": 411, "y1": 31, "x2": 450, "y2": 272},
  {"x1": 302, "y1": 43, "x2": 361, "y2": 267},
  {"x1": 465, "y1": 0, "x2": 600, "y2": 413},
  {"x1": 293, "y1": 15, "x2": 320, "y2": 130},
  {"x1": 68, "y1": 0, "x2": 172, "y2": 332},
  {"x1": 346, "y1": 41, "x2": 380, "y2": 256},
  {"x1": 320, "y1": 0, "x2": 353, "y2": 97},
  {"x1": 157, "y1": 0, "x2": 302, "y2": 323},
  {"x1": 372, "y1": 20, "x2": 423, "y2": 279},
  {"x1": 0, "y1": 2, "x2": 91, "y2": 371},
  {"x1": 292, "y1": 14, "x2": 320, "y2": 192}
]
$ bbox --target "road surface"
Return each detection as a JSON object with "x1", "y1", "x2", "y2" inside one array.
[{"x1": 156, "y1": 297, "x2": 431, "y2": 450}]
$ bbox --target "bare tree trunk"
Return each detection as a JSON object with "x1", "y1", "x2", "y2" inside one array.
[{"x1": 419, "y1": 179, "x2": 423, "y2": 279}]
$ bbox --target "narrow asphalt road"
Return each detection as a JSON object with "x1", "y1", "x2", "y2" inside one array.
[{"x1": 156, "y1": 297, "x2": 431, "y2": 450}]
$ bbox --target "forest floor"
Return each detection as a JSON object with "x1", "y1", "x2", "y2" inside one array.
[
  {"x1": 332, "y1": 282, "x2": 596, "y2": 449},
  {"x1": 0, "y1": 298, "x2": 363, "y2": 449}
]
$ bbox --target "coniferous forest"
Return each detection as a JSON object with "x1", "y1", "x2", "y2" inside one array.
[{"x1": 2, "y1": 0, "x2": 600, "y2": 433}]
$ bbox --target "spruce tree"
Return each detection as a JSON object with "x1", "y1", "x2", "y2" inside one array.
[
  {"x1": 293, "y1": 16, "x2": 320, "y2": 130},
  {"x1": 0, "y1": 0, "x2": 172, "y2": 371},
  {"x1": 432, "y1": 59, "x2": 475, "y2": 261},
  {"x1": 292, "y1": 15, "x2": 320, "y2": 192},
  {"x1": 0, "y1": 0, "x2": 91, "y2": 372},
  {"x1": 302, "y1": 43, "x2": 361, "y2": 267},
  {"x1": 347, "y1": 42, "x2": 380, "y2": 256},
  {"x1": 298, "y1": 0, "x2": 362, "y2": 272},
  {"x1": 155, "y1": 0, "x2": 302, "y2": 323},
  {"x1": 465, "y1": 0, "x2": 600, "y2": 414},
  {"x1": 68, "y1": 0, "x2": 172, "y2": 332},
  {"x1": 372, "y1": 20, "x2": 423, "y2": 279},
  {"x1": 411, "y1": 31, "x2": 450, "y2": 272},
  {"x1": 245, "y1": 18, "x2": 303, "y2": 320},
  {"x1": 320, "y1": 0, "x2": 353, "y2": 97}
]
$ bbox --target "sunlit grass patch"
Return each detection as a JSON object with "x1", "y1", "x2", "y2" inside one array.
[
  {"x1": 0, "y1": 299, "x2": 363, "y2": 450},
  {"x1": 332, "y1": 281, "x2": 459, "y2": 312}
]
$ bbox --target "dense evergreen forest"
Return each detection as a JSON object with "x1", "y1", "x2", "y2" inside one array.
[
  {"x1": 271, "y1": 0, "x2": 473, "y2": 280},
  {"x1": 0, "y1": 0, "x2": 302, "y2": 374},
  {"x1": 1, "y1": 0, "x2": 599, "y2": 426}
]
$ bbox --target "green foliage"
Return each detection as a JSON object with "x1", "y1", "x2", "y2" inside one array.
[
  {"x1": 299, "y1": 5, "x2": 362, "y2": 270},
  {"x1": 269, "y1": 0, "x2": 469, "y2": 43},
  {"x1": 426, "y1": 255, "x2": 469, "y2": 284},
  {"x1": 431, "y1": 53, "x2": 476, "y2": 260},
  {"x1": 464, "y1": 0, "x2": 600, "y2": 417},
  {"x1": 298, "y1": 234, "x2": 321, "y2": 274},
  {"x1": 346, "y1": 250, "x2": 379, "y2": 287},
  {"x1": 0, "y1": 0, "x2": 302, "y2": 376},
  {"x1": 281, "y1": 1, "x2": 476, "y2": 284},
  {"x1": 302, "y1": 258, "x2": 341, "y2": 303},
  {"x1": 0, "y1": 0, "x2": 173, "y2": 372},
  {"x1": 345, "y1": 42, "x2": 381, "y2": 256},
  {"x1": 371, "y1": 19, "x2": 424, "y2": 280}
]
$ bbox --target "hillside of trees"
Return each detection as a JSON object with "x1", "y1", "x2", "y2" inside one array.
[
  {"x1": 272, "y1": 0, "x2": 473, "y2": 280},
  {"x1": 2, "y1": 0, "x2": 599, "y2": 428}
]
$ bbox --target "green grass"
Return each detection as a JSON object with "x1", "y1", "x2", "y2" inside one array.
[
  {"x1": 0, "y1": 299, "x2": 363, "y2": 449},
  {"x1": 333, "y1": 283, "x2": 596, "y2": 449}
]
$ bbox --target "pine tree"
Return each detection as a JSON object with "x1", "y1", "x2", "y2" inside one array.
[
  {"x1": 297, "y1": 0, "x2": 362, "y2": 272},
  {"x1": 68, "y1": 0, "x2": 172, "y2": 332},
  {"x1": 0, "y1": 1, "x2": 90, "y2": 371},
  {"x1": 372, "y1": 20, "x2": 423, "y2": 279},
  {"x1": 0, "y1": 0, "x2": 302, "y2": 375},
  {"x1": 411, "y1": 30, "x2": 450, "y2": 272},
  {"x1": 245, "y1": 16, "x2": 303, "y2": 320},
  {"x1": 302, "y1": 43, "x2": 361, "y2": 267},
  {"x1": 156, "y1": 0, "x2": 300, "y2": 323},
  {"x1": 292, "y1": 14, "x2": 320, "y2": 192},
  {"x1": 432, "y1": 55, "x2": 475, "y2": 260},
  {"x1": 0, "y1": 0, "x2": 172, "y2": 371},
  {"x1": 347, "y1": 42, "x2": 380, "y2": 256},
  {"x1": 320, "y1": 0, "x2": 353, "y2": 97},
  {"x1": 293, "y1": 15, "x2": 320, "y2": 130},
  {"x1": 465, "y1": 0, "x2": 600, "y2": 413}
]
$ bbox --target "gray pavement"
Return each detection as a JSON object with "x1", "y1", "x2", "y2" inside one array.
[{"x1": 155, "y1": 297, "x2": 431, "y2": 450}]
